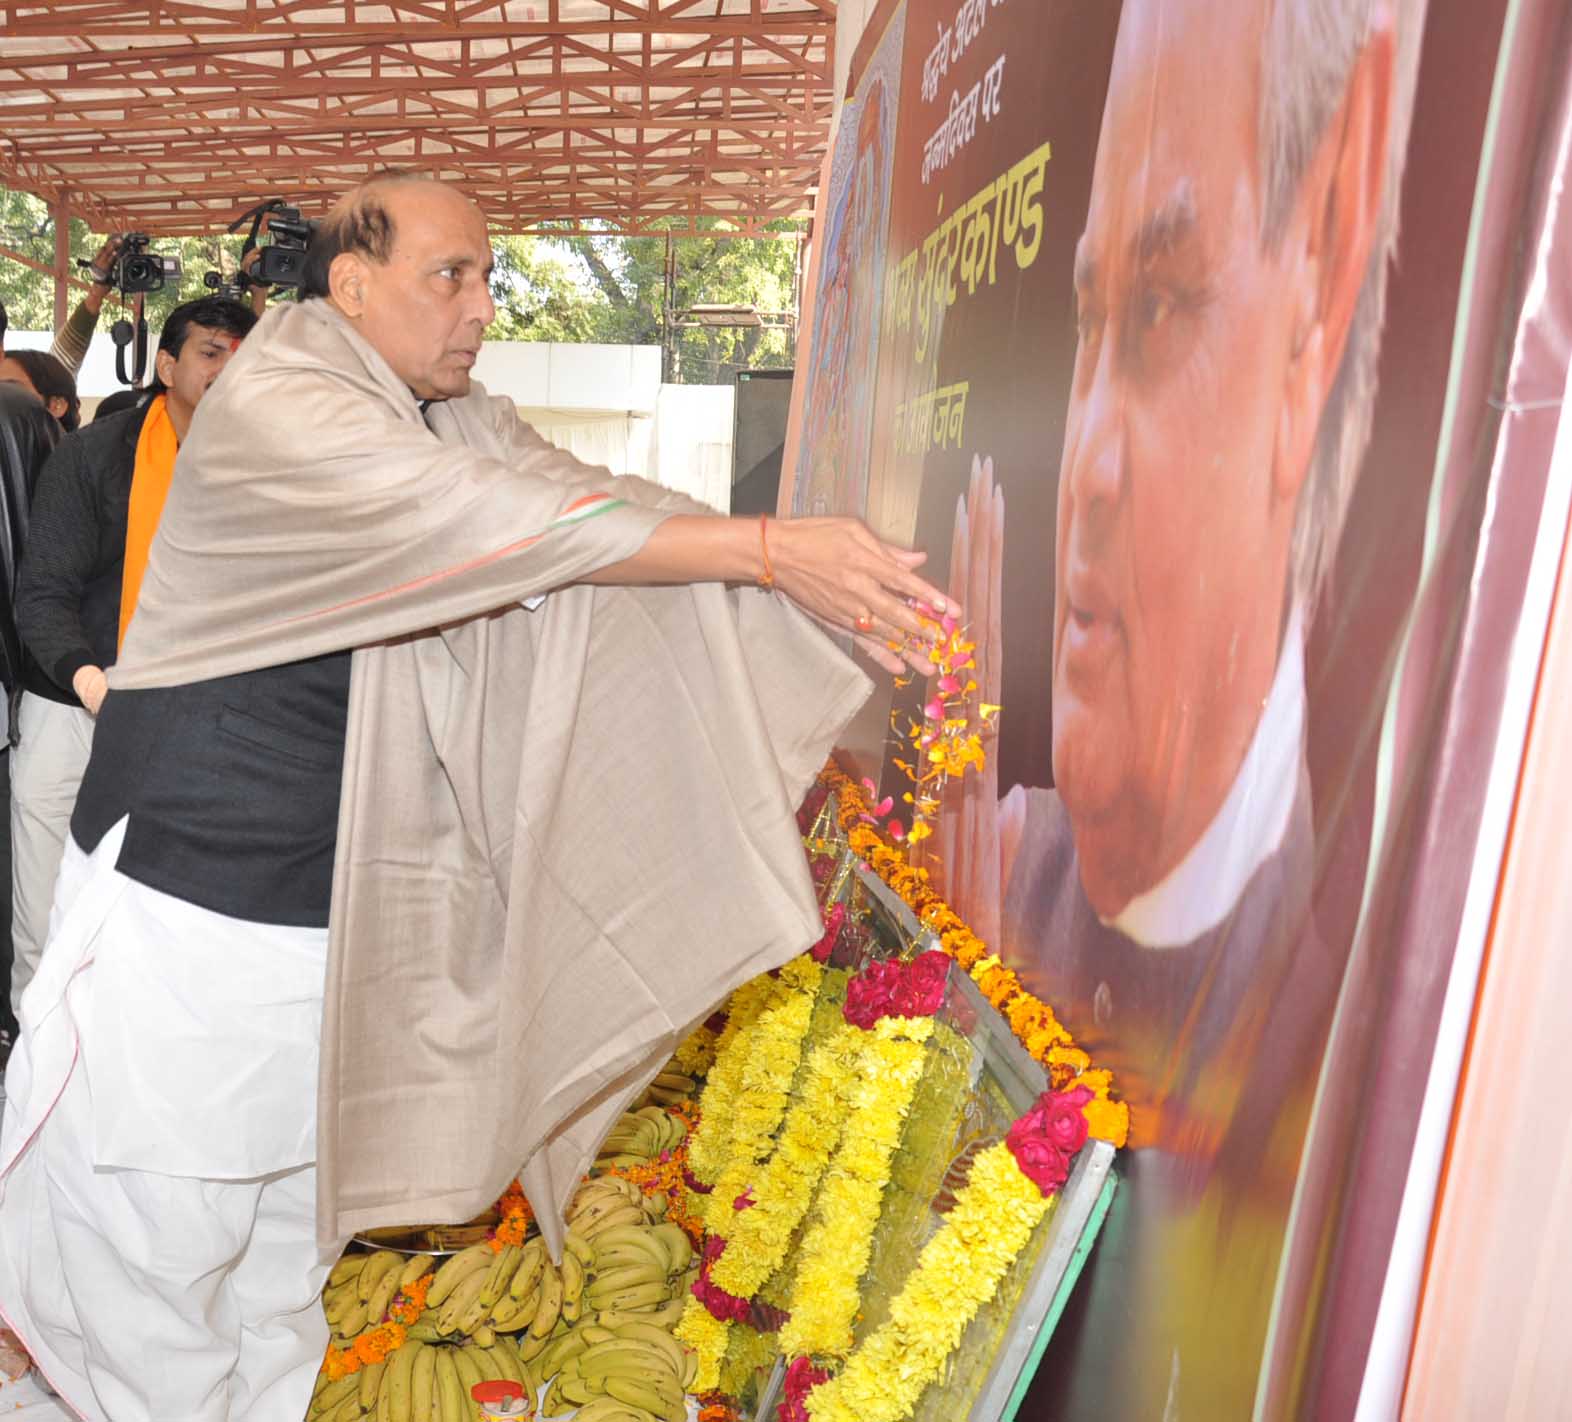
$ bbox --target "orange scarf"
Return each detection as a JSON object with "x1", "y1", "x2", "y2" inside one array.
[{"x1": 119, "y1": 394, "x2": 179, "y2": 650}]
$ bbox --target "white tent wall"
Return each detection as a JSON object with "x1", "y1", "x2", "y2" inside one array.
[{"x1": 13, "y1": 332, "x2": 734, "y2": 512}]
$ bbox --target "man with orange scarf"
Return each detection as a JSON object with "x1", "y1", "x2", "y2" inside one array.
[{"x1": 9, "y1": 296, "x2": 257, "y2": 1017}]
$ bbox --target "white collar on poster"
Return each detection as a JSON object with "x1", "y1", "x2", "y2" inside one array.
[{"x1": 1108, "y1": 603, "x2": 1307, "y2": 950}]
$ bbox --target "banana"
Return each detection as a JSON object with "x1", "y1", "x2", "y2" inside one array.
[
  {"x1": 514, "y1": 1326, "x2": 552, "y2": 1363},
  {"x1": 649, "y1": 1224, "x2": 692, "y2": 1274},
  {"x1": 471, "y1": 1323, "x2": 496, "y2": 1348},
  {"x1": 358, "y1": 1250, "x2": 403, "y2": 1303},
  {"x1": 323, "y1": 1284, "x2": 362, "y2": 1327},
  {"x1": 563, "y1": 1228, "x2": 596, "y2": 1271},
  {"x1": 560, "y1": 1250, "x2": 585, "y2": 1323},
  {"x1": 568, "y1": 1179, "x2": 630, "y2": 1220},
  {"x1": 643, "y1": 1193, "x2": 668, "y2": 1220},
  {"x1": 508, "y1": 1238, "x2": 549, "y2": 1302},
  {"x1": 406, "y1": 1319, "x2": 444, "y2": 1343},
  {"x1": 533, "y1": 1326, "x2": 589, "y2": 1380},
  {"x1": 609, "y1": 1322, "x2": 686, "y2": 1376},
  {"x1": 574, "y1": 1400, "x2": 658, "y2": 1422},
  {"x1": 385, "y1": 1336, "x2": 423, "y2": 1422},
  {"x1": 577, "y1": 1323, "x2": 618, "y2": 1347},
  {"x1": 606, "y1": 1372, "x2": 686, "y2": 1422},
  {"x1": 328, "y1": 1253, "x2": 370, "y2": 1290},
  {"x1": 426, "y1": 1243, "x2": 493, "y2": 1307},
  {"x1": 399, "y1": 1253, "x2": 437, "y2": 1290},
  {"x1": 585, "y1": 1279, "x2": 670, "y2": 1314},
  {"x1": 309, "y1": 1372, "x2": 359, "y2": 1417},
  {"x1": 577, "y1": 1338, "x2": 684, "y2": 1383},
  {"x1": 597, "y1": 1297, "x2": 687, "y2": 1330},
  {"x1": 528, "y1": 1261, "x2": 564, "y2": 1338},
  {"x1": 325, "y1": 1393, "x2": 363, "y2": 1422},
  {"x1": 336, "y1": 1298, "x2": 371, "y2": 1336},
  {"x1": 358, "y1": 1359, "x2": 388, "y2": 1411},
  {"x1": 556, "y1": 1372, "x2": 597, "y2": 1407},
  {"x1": 451, "y1": 1343, "x2": 485, "y2": 1396},
  {"x1": 479, "y1": 1243, "x2": 522, "y2": 1308},
  {"x1": 487, "y1": 1332, "x2": 528, "y2": 1383},
  {"x1": 571, "y1": 1192, "x2": 645, "y2": 1236},
  {"x1": 586, "y1": 1262, "x2": 666, "y2": 1297},
  {"x1": 463, "y1": 1340, "x2": 502, "y2": 1383},
  {"x1": 682, "y1": 1346, "x2": 697, "y2": 1392},
  {"x1": 646, "y1": 1085, "x2": 691, "y2": 1108},
  {"x1": 577, "y1": 1204, "x2": 647, "y2": 1240},
  {"x1": 653, "y1": 1071, "x2": 696, "y2": 1093},
  {"x1": 436, "y1": 1267, "x2": 488, "y2": 1335},
  {"x1": 593, "y1": 1229, "x2": 669, "y2": 1275},
  {"x1": 410, "y1": 1341, "x2": 437, "y2": 1422},
  {"x1": 434, "y1": 1346, "x2": 465, "y2": 1422},
  {"x1": 487, "y1": 1292, "x2": 536, "y2": 1332},
  {"x1": 365, "y1": 1258, "x2": 406, "y2": 1325}
]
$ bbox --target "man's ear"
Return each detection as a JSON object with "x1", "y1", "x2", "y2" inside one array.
[
  {"x1": 153, "y1": 347, "x2": 177, "y2": 390},
  {"x1": 1275, "y1": 20, "x2": 1395, "y2": 504},
  {"x1": 328, "y1": 252, "x2": 370, "y2": 317}
]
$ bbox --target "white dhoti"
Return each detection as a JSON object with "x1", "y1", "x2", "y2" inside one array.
[{"x1": 0, "y1": 819, "x2": 343, "y2": 1422}]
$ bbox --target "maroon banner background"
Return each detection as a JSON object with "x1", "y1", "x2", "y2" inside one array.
[{"x1": 780, "y1": 0, "x2": 1570, "y2": 1415}]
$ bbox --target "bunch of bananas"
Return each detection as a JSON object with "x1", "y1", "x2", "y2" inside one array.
[
  {"x1": 311, "y1": 1176, "x2": 700, "y2": 1422},
  {"x1": 593, "y1": 1103, "x2": 690, "y2": 1171},
  {"x1": 534, "y1": 1177, "x2": 698, "y2": 1421},
  {"x1": 642, "y1": 1071, "x2": 698, "y2": 1110}
]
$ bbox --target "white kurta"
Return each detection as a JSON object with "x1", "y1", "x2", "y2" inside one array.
[{"x1": 0, "y1": 820, "x2": 343, "y2": 1422}]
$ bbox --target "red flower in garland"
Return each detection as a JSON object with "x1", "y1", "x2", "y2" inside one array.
[
  {"x1": 778, "y1": 1356, "x2": 834, "y2": 1422},
  {"x1": 1006, "y1": 1086, "x2": 1095, "y2": 1197}
]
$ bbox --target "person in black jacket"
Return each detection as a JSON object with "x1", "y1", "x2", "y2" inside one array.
[
  {"x1": 10, "y1": 297, "x2": 256, "y2": 1018},
  {"x1": 0, "y1": 385, "x2": 62, "y2": 1054}
]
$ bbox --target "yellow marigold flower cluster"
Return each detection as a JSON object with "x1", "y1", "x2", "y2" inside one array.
[
  {"x1": 674, "y1": 1299, "x2": 733, "y2": 1394},
  {"x1": 780, "y1": 1018, "x2": 933, "y2": 1361},
  {"x1": 803, "y1": 1143, "x2": 1052, "y2": 1422},
  {"x1": 687, "y1": 972, "x2": 791, "y2": 1183},
  {"x1": 672, "y1": 1021, "x2": 722, "y2": 1078},
  {"x1": 708, "y1": 1022, "x2": 864, "y2": 1297}
]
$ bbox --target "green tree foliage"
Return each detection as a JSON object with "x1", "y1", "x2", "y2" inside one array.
[
  {"x1": 3, "y1": 186, "x2": 802, "y2": 384},
  {"x1": 497, "y1": 221, "x2": 801, "y2": 383},
  {"x1": 0, "y1": 184, "x2": 258, "y2": 333}
]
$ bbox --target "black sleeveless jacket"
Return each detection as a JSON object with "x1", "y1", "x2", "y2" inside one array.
[{"x1": 72, "y1": 650, "x2": 353, "y2": 927}]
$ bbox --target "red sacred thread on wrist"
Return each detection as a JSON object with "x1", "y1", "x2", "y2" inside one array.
[{"x1": 758, "y1": 514, "x2": 776, "y2": 590}]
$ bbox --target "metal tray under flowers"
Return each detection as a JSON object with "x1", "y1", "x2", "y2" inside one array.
[
  {"x1": 749, "y1": 853, "x2": 1118, "y2": 1422},
  {"x1": 352, "y1": 1211, "x2": 503, "y2": 1256}
]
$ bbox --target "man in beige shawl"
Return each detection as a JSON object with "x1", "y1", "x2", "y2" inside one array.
[{"x1": 0, "y1": 175, "x2": 951, "y2": 1422}]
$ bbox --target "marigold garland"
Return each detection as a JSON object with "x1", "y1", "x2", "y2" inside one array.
[
  {"x1": 707, "y1": 1021, "x2": 865, "y2": 1297},
  {"x1": 801, "y1": 1142, "x2": 1052, "y2": 1422},
  {"x1": 778, "y1": 1017, "x2": 934, "y2": 1361},
  {"x1": 823, "y1": 763, "x2": 1129, "y2": 1149},
  {"x1": 689, "y1": 958, "x2": 823, "y2": 1187},
  {"x1": 686, "y1": 972, "x2": 795, "y2": 1183},
  {"x1": 673, "y1": 1021, "x2": 723, "y2": 1077},
  {"x1": 488, "y1": 1177, "x2": 535, "y2": 1251},
  {"x1": 320, "y1": 1270, "x2": 434, "y2": 1379}
]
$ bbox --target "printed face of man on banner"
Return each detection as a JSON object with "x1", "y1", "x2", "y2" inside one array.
[{"x1": 1052, "y1": 0, "x2": 1398, "y2": 917}]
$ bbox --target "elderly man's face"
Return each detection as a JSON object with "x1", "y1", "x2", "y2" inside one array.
[
  {"x1": 1052, "y1": 1, "x2": 1316, "y2": 914},
  {"x1": 353, "y1": 184, "x2": 496, "y2": 401}
]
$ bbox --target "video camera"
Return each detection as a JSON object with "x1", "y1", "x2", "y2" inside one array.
[
  {"x1": 78, "y1": 232, "x2": 182, "y2": 296},
  {"x1": 231, "y1": 199, "x2": 317, "y2": 290}
]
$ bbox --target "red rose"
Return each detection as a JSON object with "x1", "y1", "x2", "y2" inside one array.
[
  {"x1": 1040, "y1": 1087, "x2": 1093, "y2": 1156},
  {"x1": 780, "y1": 1356, "x2": 834, "y2": 1422},
  {"x1": 1008, "y1": 1135, "x2": 1070, "y2": 1196},
  {"x1": 907, "y1": 951, "x2": 951, "y2": 1014},
  {"x1": 864, "y1": 960, "x2": 902, "y2": 999},
  {"x1": 843, "y1": 975, "x2": 886, "y2": 1029},
  {"x1": 891, "y1": 977, "x2": 925, "y2": 1018},
  {"x1": 810, "y1": 903, "x2": 846, "y2": 963}
]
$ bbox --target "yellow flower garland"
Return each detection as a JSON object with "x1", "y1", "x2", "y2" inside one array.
[
  {"x1": 687, "y1": 970, "x2": 795, "y2": 1183},
  {"x1": 708, "y1": 1021, "x2": 865, "y2": 1295},
  {"x1": 803, "y1": 1143, "x2": 1052, "y2": 1422},
  {"x1": 779, "y1": 1017, "x2": 934, "y2": 1361},
  {"x1": 675, "y1": 1299, "x2": 733, "y2": 1394},
  {"x1": 672, "y1": 1021, "x2": 722, "y2": 1078}
]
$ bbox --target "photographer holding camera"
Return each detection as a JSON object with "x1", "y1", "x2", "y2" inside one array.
[{"x1": 8, "y1": 296, "x2": 258, "y2": 1017}]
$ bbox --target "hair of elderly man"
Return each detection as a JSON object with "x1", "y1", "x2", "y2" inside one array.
[
  {"x1": 299, "y1": 171, "x2": 441, "y2": 301},
  {"x1": 1259, "y1": 0, "x2": 1424, "y2": 612}
]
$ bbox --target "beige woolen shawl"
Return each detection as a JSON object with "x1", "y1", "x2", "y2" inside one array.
[{"x1": 109, "y1": 300, "x2": 870, "y2": 1252}]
